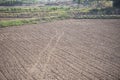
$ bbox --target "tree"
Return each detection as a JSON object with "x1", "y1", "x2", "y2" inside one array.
[
  {"x1": 73, "y1": 0, "x2": 85, "y2": 8},
  {"x1": 0, "y1": 0, "x2": 39, "y2": 6},
  {"x1": 113, "y1": 0, "x2": 120, "y2": 8}
]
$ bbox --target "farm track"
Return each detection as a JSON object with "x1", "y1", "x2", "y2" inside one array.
[{"x1": 0, "y1": 19, "x2": 120, "y2": 80}]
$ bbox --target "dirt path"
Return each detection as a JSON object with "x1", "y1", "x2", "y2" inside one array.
[{"x1": 0, "y1": 19, "x2": 120, "y2": 80}]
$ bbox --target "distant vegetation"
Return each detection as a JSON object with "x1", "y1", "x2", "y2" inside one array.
[
  {"x1": 0, "y1": 0, "x2": 39, "y2": 6},
  {"x1": 0, "y1": 6, "x2": 120, "y2": 27},
  {"x1": 73, "y1": 0, "x2": 120, "y2": 8},
  {"x1": 0, "y1": 0, "x2": 120, "y2": 8},
  {"x1": 113, "y1": 0, "x2": 120, "y2": 8},
  {"x1": 0, "y1": 0, "x2": 120, "y2": 27}
]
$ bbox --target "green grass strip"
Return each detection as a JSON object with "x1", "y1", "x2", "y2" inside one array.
[{"x1": 0, "y1": 18, "x2": 38, "y2": 27}]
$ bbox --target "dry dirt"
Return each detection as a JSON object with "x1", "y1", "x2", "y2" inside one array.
[{"x1": 0, "y1": 19, "x2": 120, "y2": 80}]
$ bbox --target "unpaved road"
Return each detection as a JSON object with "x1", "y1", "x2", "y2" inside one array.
[{"x1": 0, "y1": 19, "x2": 120, "y2": 80}]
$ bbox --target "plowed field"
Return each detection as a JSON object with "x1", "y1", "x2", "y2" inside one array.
[{"x1": 0, "y1": 19, "x2": 120, "y2": 80}]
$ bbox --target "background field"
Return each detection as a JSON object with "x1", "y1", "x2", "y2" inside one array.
[{"x1": 0, "y1": 6, "x2": 120, "y2": 27}]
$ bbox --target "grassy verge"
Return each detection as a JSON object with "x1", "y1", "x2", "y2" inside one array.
[{"x1": 0, "y1": 18, "x2": 38, "y2": 27}]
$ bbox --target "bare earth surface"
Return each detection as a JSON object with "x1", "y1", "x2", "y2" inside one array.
[{"x1": 0, "y1": 19, "x2": 120, "y2": 80}]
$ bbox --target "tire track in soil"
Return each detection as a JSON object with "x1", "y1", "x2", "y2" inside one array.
[
  {"x1": 29, "y1": 28, "x2": 58, "y2": 73},
  {"x1": 41, "y1": 31, "x2": 64, "y2": 80},
  {"x1": 29, "y1": 27, "x2": 64, "y2": 80}
]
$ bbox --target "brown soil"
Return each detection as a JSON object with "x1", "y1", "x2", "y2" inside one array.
[{"x1": 0, "y1": 19, "x2": 120, "y2": 80}]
